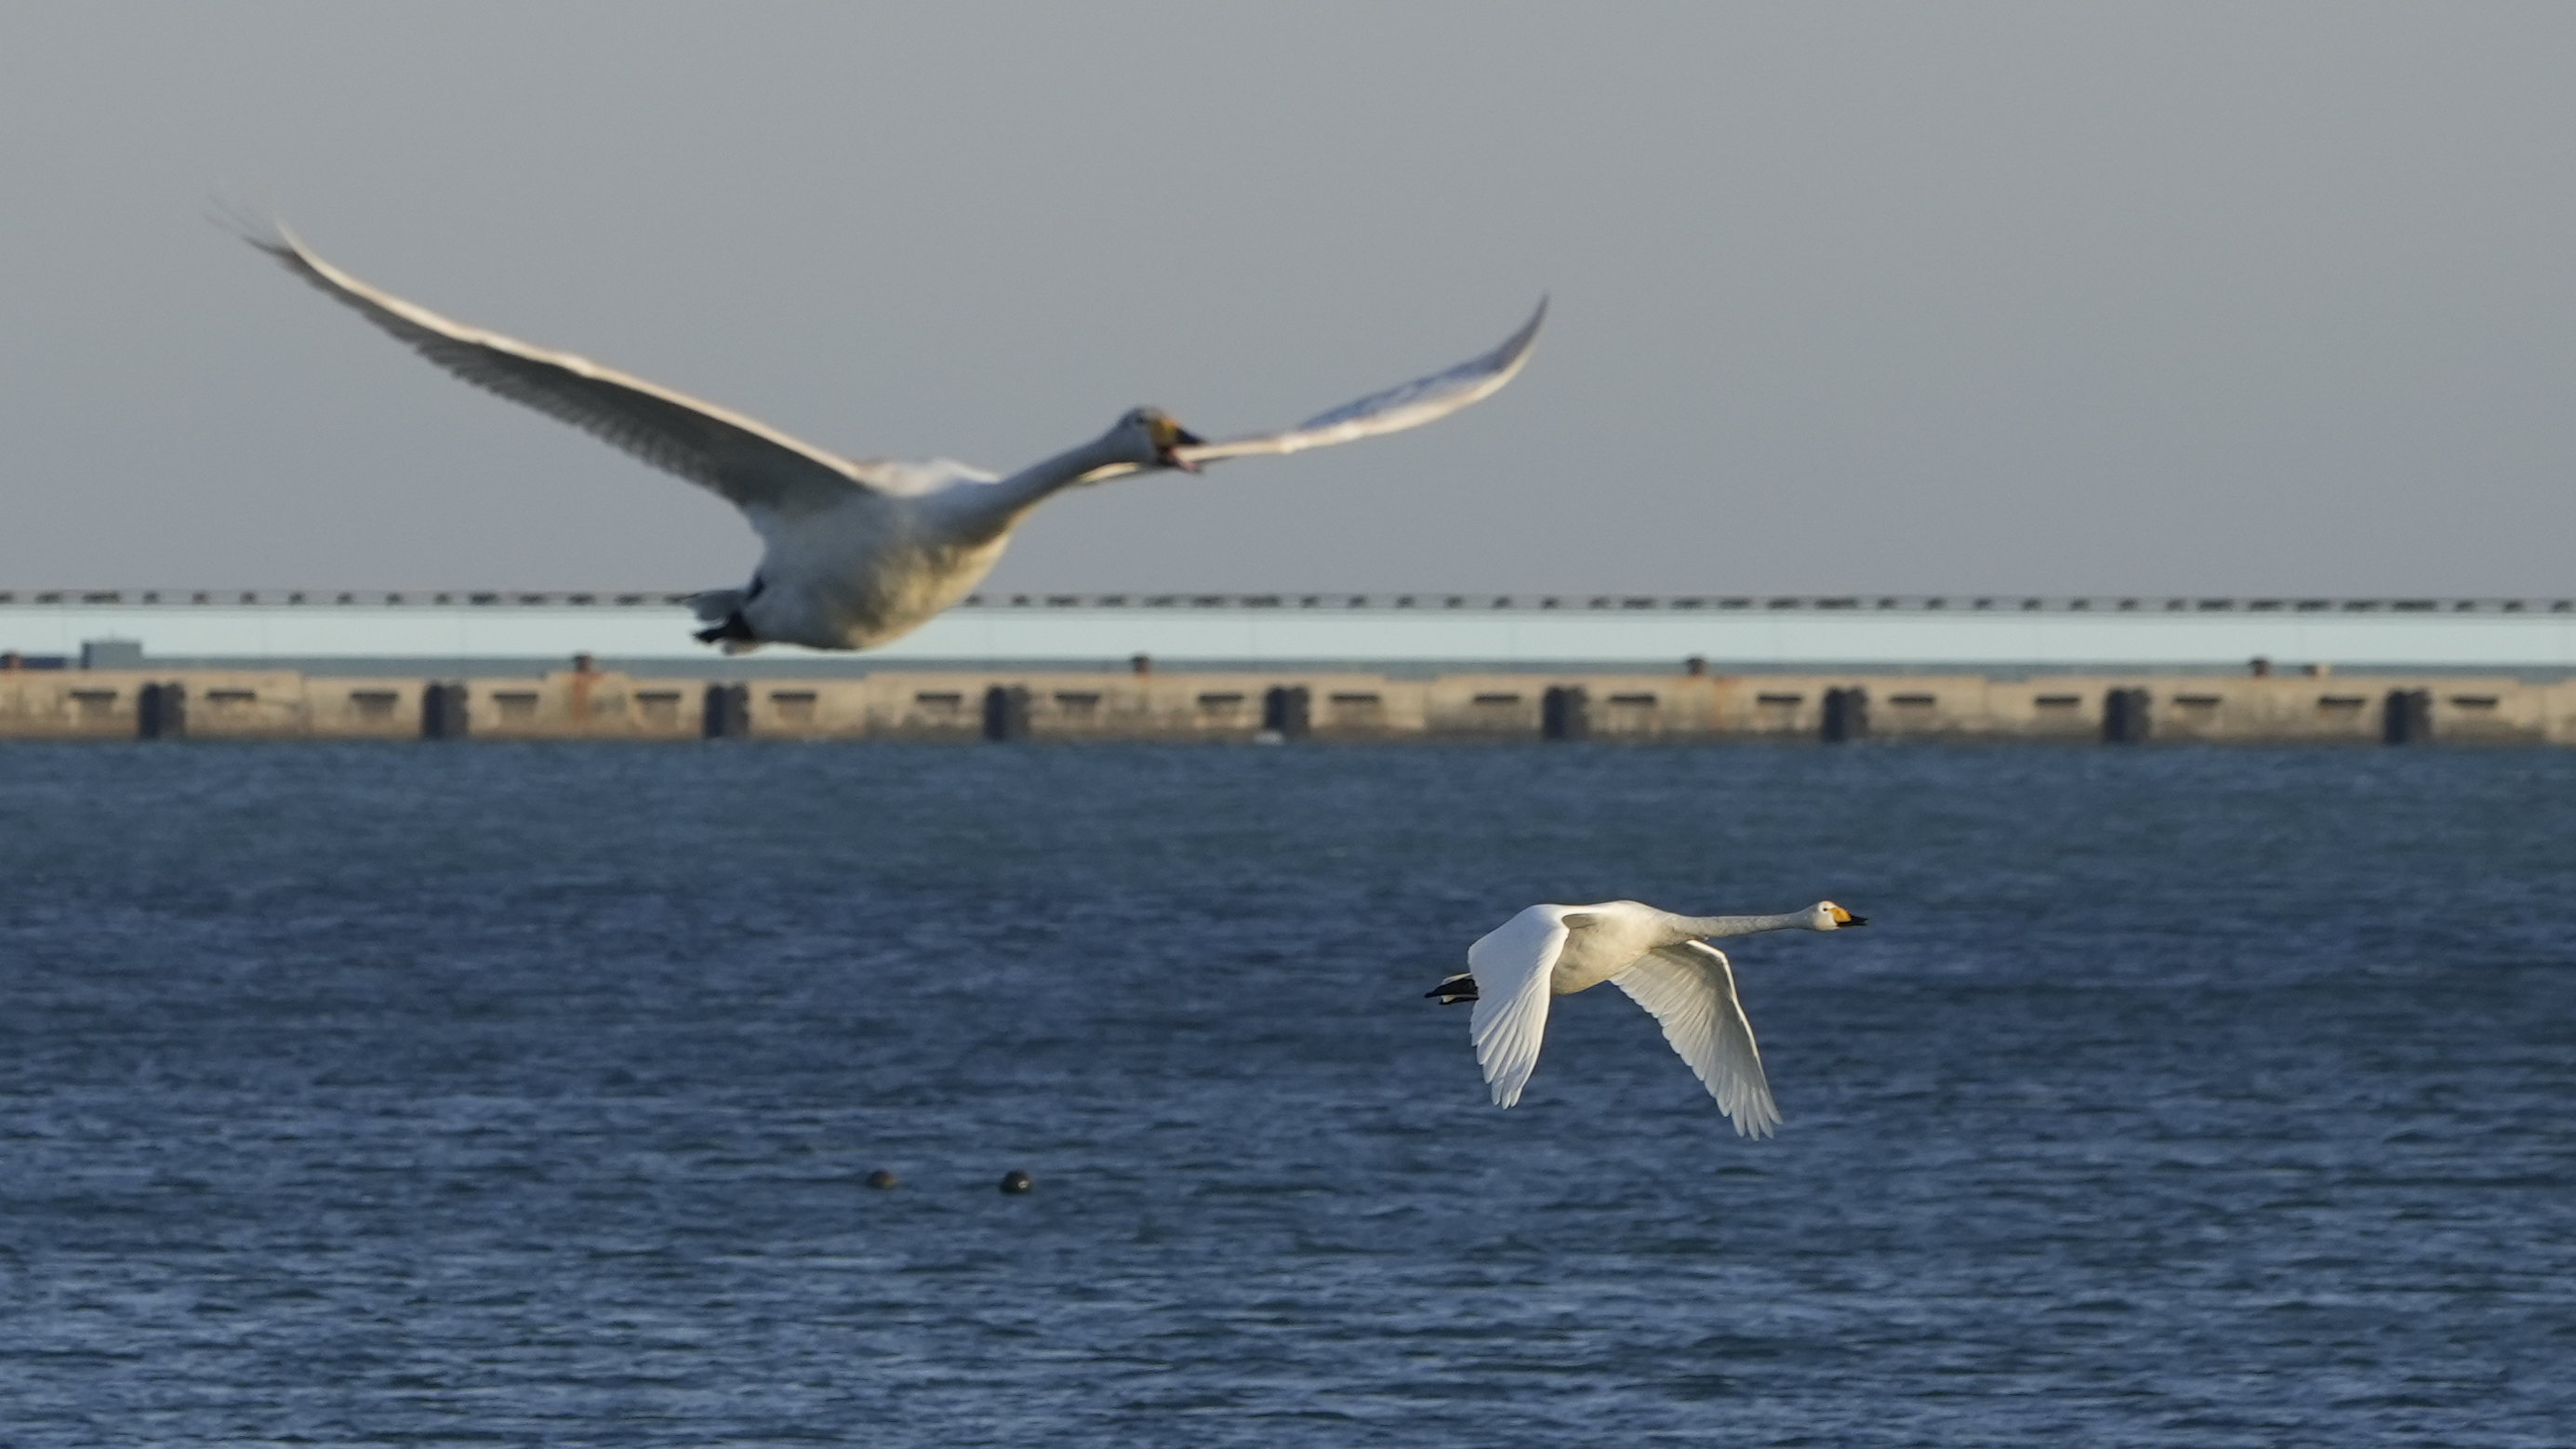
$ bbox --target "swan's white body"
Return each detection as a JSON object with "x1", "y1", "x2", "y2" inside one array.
[
  {"x1": 250, "y1": 229, "x2": 1543, "y2": 652},
  {"x1": 1445, "y1": 898, "x2": 1865, "y2": 1136}
]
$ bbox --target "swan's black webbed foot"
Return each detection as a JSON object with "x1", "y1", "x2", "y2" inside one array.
[
  {"x1": 1425, "y1": 973, "x2": 1478, "y2": 1004},
  {"x1": 694, "y1": 613, "x2": 759, "y2": 645}
]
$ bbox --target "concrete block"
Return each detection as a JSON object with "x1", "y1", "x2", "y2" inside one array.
[
  {"x1": 982, "y1": 685, "x2": 1029, "y2": 741},
  {"x1": 2383, "y1": 688, "x2": 2432, "y2": 744},
  {"x1": 420, "y1": 683, "x2": 469, "y2": 739},
  {"x1": 1542, "y1": 685, "x2": 1590, "y2": 741},
  {"x1": 2104, "y1": 687, "x2": 2152, "y2": 744},
  {"x1": 137, "y1": 682, "x2": 185, "y2": 739},
  {"x1": 702, "y1": 684, "x2": 750, "y2": 738},
  {"x1": 1262, "y1": 685, "x2": 1311, "y2": 738},
  {"x1": 1822, "y1": 686, "x2": 1868, "y2": 743}
]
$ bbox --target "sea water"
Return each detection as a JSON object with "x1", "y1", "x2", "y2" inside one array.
[{"x1": 2, "y1": 741, "x2": 2569, "y2": 1446}]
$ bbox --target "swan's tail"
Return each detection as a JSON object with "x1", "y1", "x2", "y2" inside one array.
[
  {"x1": 1424, "y1": 972, "x2": 1478, "y2": 1005},
  {"x1": 688, "y1": 588, "x2": 765, "y2": 654}
]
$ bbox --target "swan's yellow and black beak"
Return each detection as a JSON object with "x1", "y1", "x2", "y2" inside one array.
[
  {"x1": 1149, "y1": 413, "x2": 1204, "y2": 472},
  {"x1": 1828, "y1": 904, "x2": 1869, "y2": 927},
  {"x1": 1425, "y1": 972, "x2": 1478, "y2": 1004}
]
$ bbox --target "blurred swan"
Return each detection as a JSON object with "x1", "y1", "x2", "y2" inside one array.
[
  {"x1": 248, "y1": 227, "x2": 1542, "y2": 652},
  {"x1": 1426, "y1": 899, "x2": 1867, "y2": 1136}
]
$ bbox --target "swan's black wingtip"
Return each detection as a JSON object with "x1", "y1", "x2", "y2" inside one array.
[
  {"x1": 1497, "y1": 297, "x2": 1548, "y2": 360},
  {"x1": 207, "y1": 196, "x2": 296, "y2": 259}
]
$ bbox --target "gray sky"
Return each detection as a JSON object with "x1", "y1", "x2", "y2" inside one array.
[{"x1": 5, "y1": 3, "x2": 2572, "y2": 597}]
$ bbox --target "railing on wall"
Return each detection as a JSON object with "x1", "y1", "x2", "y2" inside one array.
[{"x1": 7, "y1": 590, "x2": 2574, "y2": 615}]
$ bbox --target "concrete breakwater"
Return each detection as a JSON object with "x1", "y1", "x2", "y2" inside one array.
[
  {"x1": 11, "y1": 592, "x2": 2576, "y2": 672},
  {"x1": 5, "y1": 663, "x2": 2573, "y2": 745}
]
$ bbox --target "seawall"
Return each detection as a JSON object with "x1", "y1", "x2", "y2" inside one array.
[
  {"x1": 5, "y1": 664, "x2": 2569, "y2": 745},
  {"x1": 10, "y1": 592, "x2": 2576, "y2": 673}
]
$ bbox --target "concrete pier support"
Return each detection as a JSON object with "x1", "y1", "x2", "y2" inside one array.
[
  {"x1": 1542, "y1": 685, "x2": 1590, "y2": 741},
  {"x1": 1262, "y1": 685, "x2": 1310, "y2": 739},
  {"x1": 1821, "y1": 686, "x2": 1868, "y2": 743},
  {"x1": 702, "y1": 684, "x2": 750, "y2": 738},
  {"x1": 982, "y1": 685, "x2": 1030, "y2": 741},
  {"x1": 2383, "y1": 688, "x2": 2433, "y2": 745},
  {"x1": 420, "y1": 683, "x2": 469, "y2": 739},
  {"x1": 2104, "y1": 687, "x2": 2152, "y2": 744},
  {"x1": 137, "y1": 682, "x2": 185, "y2": 739}
]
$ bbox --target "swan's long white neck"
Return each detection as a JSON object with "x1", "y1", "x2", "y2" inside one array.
[
  {"x1": 1676, "y1": 911, "x2": 1814, "y2": 938},
  {"x1": 974, "y1": 430, "x2": 1147, "y2": 530}
]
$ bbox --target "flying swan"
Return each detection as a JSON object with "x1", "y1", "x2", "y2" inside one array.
[
  {"x1": 248, "y1": 228, "x2": 1543, "y2": 652},
  {"x1": 1427, "y1": 899, "x2": 1867, "y2": 1136}
]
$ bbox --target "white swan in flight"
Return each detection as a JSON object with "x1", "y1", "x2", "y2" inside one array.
[
  {"x1": 247, "y1": 228, "x2": 1543, "y2": 652},
  {"x1": 1427, "y1": 899, "x2": 1867, "y2": 1136}
]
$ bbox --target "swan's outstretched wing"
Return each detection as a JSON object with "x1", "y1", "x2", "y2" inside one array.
[
  {"x1": 1171, "y1": 299, "x2": 1544, "y2": 467},
  {"x1": 1467, "y1": 904, "x2": 1573, "y2": 1109},
  {"x1": 1612, "y1": 942, "x2": 1780, "y2": 1137},
  {"x1": 249, "y1": 228, "x2": 904, "y2": 524}
]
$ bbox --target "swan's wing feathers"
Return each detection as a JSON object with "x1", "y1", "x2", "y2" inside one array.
[
  {"x1": 251, "y1": 228, "x2": 898, "y2": 521},
  {"x1": 1173, "y1": 299, "x2": 1544, "y2": 465},
  {"x1": 1465, "y1": 906, "x2": 1569, "y2": 1109},
  {"x1": 1613, "y1": 942, "x2": 1780, "y2": 1137}
]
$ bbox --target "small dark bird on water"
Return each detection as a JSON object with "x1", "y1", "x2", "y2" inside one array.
[
  {"x1": 999, "y1": 1170, "x2": 1033, "y2": 1194},
  {"x1": 865, "y1": 1169, "x2": 899, "y2": 1190}
]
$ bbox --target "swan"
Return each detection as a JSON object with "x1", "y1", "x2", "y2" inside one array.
[
  {"x1": 246, "y1": 228, "x2": 1543, "y2": 652},
  {"x1": 1426, "y1": 899, "x2": 1867, "y2": 1136}
]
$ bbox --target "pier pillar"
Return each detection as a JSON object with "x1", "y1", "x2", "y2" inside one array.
[
  {"x1": 2103, "y1": 687, "x2": 2152, "y2": 744},
  {"x1": 420, "y1": 683, "x2": 469, "y2": 739},
  {"x1": 2383, "y1": 688, "x2": 2433, "y2": 745},
  {"x1": 1542, "y1": 685, "x2": 1591, "y2": 741},
  {"x1": 1261, "y1": 685, "x2": 1310, "y2": 739},
  {"x1": 982, "y1": 685, "x2": 1030, "y2": 741},
  {"x1": 137, "y1": 682, "x2": 186, "y2": 739},
  {"x1": 702, "y1": 684, "x2": 751, "y2": 738},
  {"x1": 1821, "y1": 686, "x2": 1868, "y2": 743}
]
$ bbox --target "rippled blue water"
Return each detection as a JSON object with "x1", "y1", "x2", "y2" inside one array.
[{"x1": 2, "y1": 741, "x2": 2570, "y2": 1446}]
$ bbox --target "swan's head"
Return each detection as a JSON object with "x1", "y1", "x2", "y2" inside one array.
[
  {"x1": 1114, "y1": 406, "x2": 1205, "y2": 472},
  {"x1": 1810, "y1": 900, "x2": 1867, "y2": 930}
]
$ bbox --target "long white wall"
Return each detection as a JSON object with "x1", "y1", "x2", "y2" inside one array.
[{"x1": 5, "y1": 595, "x2": 2575, "y2": 668}]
